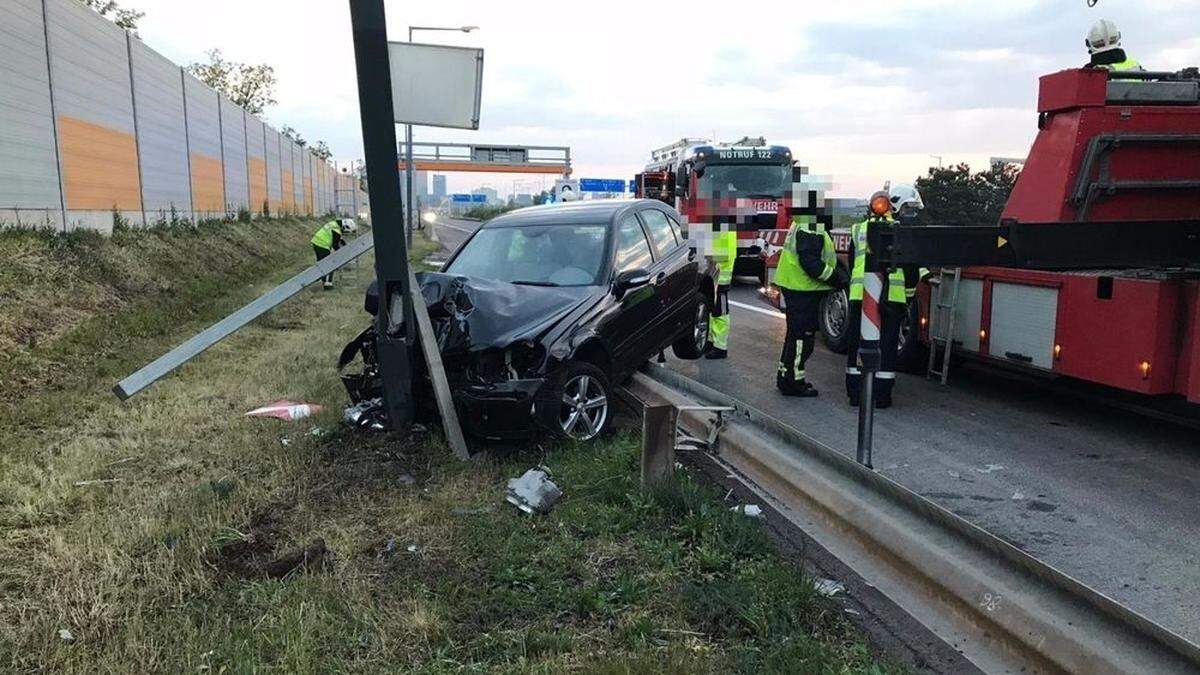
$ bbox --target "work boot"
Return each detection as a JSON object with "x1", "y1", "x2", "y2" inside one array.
[
  {"x1": 779, "y1": 380, "x2": 818, "y2": 398},
  {"x1": 323, "y1": 280, "x2": 334, "y2": 290},
  {"x1": 705, "y1": 347, "x2": 728, "y2": 360}
]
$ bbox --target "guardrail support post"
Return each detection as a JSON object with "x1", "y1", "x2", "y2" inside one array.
[{"x1": 641, "y1": 403, "x2": 677, "y2": 488}]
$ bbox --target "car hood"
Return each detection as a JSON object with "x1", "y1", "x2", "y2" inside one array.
[{"x1": 417, "y1": 272, "x2": 600, "y2": 353}]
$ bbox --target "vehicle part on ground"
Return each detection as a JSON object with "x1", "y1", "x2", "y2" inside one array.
[
  {"x1": 343, "y1": 397, "x2": 387, "y2": 431},
  {"x1": 113, "y1": 233, "x2": 376, "y2": 401},
  {"x1": 505, "y1": 467, "x2": 562, "y2": 514},
  {"x1": 627, "y1": 366, "x2": 1200, "y2": 674}
]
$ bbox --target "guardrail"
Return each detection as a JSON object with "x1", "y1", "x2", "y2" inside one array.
[{"x1": 625, "y1": 366, "x2": 1200, "y2": 674}]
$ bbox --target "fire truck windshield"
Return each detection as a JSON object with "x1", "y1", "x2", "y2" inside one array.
[{"x1": 697, "y1": 164, "x2": 790, "y2": 197}]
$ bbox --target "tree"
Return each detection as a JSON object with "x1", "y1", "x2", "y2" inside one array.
[
  {"x1": 914, "y1": 162, "x2": 1022, "y2": 227},
  {"x1": 78, "y1": 0, "x2": 143, "y2": 33},
  {"x1": 186, "y1": 49, "x2": 277, "y2": 115},
  {"x1": 280, "y1": 126, "x2": 306, "y2": 146},
  {"x1": 310, "y1": 141, "x2": 333, "y2": 161}
]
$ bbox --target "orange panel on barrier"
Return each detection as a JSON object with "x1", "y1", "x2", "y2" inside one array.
[
  {"x1": 281, "y1": 170, "x2": 294, "y2": 213},
  {"x1": 57, "y1": 116, "x2": 141, "y2": 210},
  {"x1": 249, "y1": 157, "x2": 267, "y2": 214},
  {"x1": 190, "y1": 154, "x2": 225, "y2": 213}
]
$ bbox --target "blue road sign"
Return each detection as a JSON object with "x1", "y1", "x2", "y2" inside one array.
[
  {"x1": 628, "y1": 179, "x2": 636, "y2": 193},
  {"x1": 579, "y1": 178, "x2": 627, "y2": 193},
  {"x1": 450, "y1": 194, "x2": 472, "y2": 203},
  {"x1": 471, "y1": 194, "x2": 487, "y2": 203}
]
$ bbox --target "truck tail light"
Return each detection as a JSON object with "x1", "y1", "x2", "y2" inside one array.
[
  {"x1": 1141, "y1": 361, "x2": 1151, "y2": 379},
  {"x1": 979, "y1": 329, "x2": 987, "y2": 341},
  {"x1": 1054, "y1": 344, "x2": 1062, "y2": 360}
]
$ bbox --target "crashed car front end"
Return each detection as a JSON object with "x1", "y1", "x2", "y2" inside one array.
[{"x1": 339, "y1": 273, "x2": 596, "y2": 440}]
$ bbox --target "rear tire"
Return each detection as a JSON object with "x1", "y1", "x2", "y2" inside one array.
[
  {"x1": 820, "y1": 289, "x2": 850, "y2": 354},
  {"x1": 672, "y1": 292, "x2": 710, "y2": 360},
  {"x1": 896, "y1": 298, "x2": 926, "y2": 373}
]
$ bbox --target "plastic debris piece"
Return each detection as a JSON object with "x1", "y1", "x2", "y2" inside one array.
[
  {"x1": 343, "y1": 398, "x2": 387, "y2": 432},
  {"x1": 731, "y1": 504, "x2": 763, "y2": 518},
  {"x1": 280, "y1": 438, "x2": 291, "y2": 447},
  {"x1": 1012, "y1": 491, "x2": 1026, "y2": 501},
  {"x1": 406, "y1": 544, "x2": 418, "y2": 553},
  {"x1": 814, "y1": 578, "x2": 846, "y2": 597},
  {"x1": 947, "y1": 470, "x2": 962, "y2": 480},
  {"x1": 59, "y1": 628, "x2": 75, "y2": 643},
  {"x1": 975, "y1": 464, "x2": 1006, "y2": 474},
  {"x1": 505, "y1": 467, "x2": 562, "y2": 514},
  {"x1": 245, "y1": 400, "x2": 323, "y2": 421}
]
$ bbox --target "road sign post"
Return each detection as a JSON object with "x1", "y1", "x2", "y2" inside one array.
[
  {"x1": 855, "y1": 267, "x2": 884, "y2": 469},
  {"x1": 349, "y1": 0, "x2": 415, "y2": 429}
]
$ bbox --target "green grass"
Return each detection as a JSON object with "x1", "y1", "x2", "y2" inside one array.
[{"x1": 0, "y1": 221, "x2": 891, "y2": 672}]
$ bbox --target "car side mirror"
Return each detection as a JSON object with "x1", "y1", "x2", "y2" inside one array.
[{"x1": 614, "y1": 268, "x2": 651, "y2": 297}]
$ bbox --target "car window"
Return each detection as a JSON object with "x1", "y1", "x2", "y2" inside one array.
[
  {"x1": 665, "y1": 213, "x2": 684, "y2": 243},
  {"x1": 639, "y1": 209, "x2": 678, "y2": 257},
  {"x1": 445, "y1": 224, "x2": 608, "y2": 286},
  {"x1": 615, "y1": 215, "x2": 654, "y2": 272}
]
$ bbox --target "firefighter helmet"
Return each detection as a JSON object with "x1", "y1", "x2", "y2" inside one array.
[
  {"x1": 889, "y1": 183, "x2": 924, "y2": 213},
  {"x1": 1086, "y1": 19, "x2": 1122, "y2": 55}
]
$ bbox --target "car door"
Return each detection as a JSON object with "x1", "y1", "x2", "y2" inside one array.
[
  {"x1": 602, "y1": 213, "x2": 660, "y2": 370},
  {"x1": 637, "y1": 207, "x2": 696, "y2": 341}
]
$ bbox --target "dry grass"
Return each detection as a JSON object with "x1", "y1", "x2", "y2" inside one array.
[{"x1": 0, "y1": 223, "x2": 889, "y2": 673}]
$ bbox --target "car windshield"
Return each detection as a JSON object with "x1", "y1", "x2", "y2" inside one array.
[
  {"x1": 445, "y1": 224, "x2": 609, "y2": 286},
  {"x1": 698, "y1": 164, "x2": 790, "y2": 197}
]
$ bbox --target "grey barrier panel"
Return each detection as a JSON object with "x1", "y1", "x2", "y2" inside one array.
[
  {"x1": 129, "y1": 38, "x2": 191, "y2": 219},
  {"x1": 220, "y1": 96, "x2": 249, "y2": 212},
  {"x1": 0, "y1": 0, "x2": 63, "y2": 225}
]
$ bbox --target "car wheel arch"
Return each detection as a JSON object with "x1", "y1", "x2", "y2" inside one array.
[{"x1": 570, "y1": 338, "x2": 612, "y2": 375}]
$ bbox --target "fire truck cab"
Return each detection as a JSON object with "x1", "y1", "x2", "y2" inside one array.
[{"x1": 635, "y1": 137, "x2": 794, "y2": 280}]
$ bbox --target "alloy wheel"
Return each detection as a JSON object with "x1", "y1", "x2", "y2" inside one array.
[{"x1": 559, "y1": 373, "x2": 608, "y2": 440}]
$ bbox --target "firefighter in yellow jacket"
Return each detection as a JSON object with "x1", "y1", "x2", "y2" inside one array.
[
  {"x1": 845, "y1": 185, "x2": 922, "y2": 408},
  {"x1": 705, "y1": 230, "x2": 737, "y2": 359},
  {"x1": 311, "y1": 219, "x2": 347, "y2": 289},
  {"x1": 775, "y1": 213, "x2": 848, "y2": 396}
]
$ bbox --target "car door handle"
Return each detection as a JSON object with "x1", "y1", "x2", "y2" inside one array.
[
  {"x1": 655, "y1": 272, "x2": 667, "y2": 284},
  {"x1": 687, "y1": 247, "x2": 697, "y2": 261}
]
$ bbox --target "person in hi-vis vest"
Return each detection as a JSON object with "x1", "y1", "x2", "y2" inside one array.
[
  {"x1": 311, "y1": 219, "x2": 347, "y2": 289},
  {"x1": 705, "y1": 229, "x2": 738, "y2": 359},
  {"x1": 844, "y1": 185, "x2": 922, "y2": 408},
  {"x1": 775, "y1": 212, "x2": 848, "y2": 397}
]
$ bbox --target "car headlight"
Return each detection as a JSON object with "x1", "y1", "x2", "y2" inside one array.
[{"x1": 507, "y1": 341, "x2": 546, "y2": 378}]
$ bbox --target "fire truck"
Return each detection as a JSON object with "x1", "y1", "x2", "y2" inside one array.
[
  {"x1": 634, "y1": 137, "x2": 794, "y2": 279},
  {"x1": 764, "y1": 66, "x2": 1200, "y2": 407}
]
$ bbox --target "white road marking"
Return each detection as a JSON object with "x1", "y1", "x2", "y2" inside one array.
[{"x1": 729, "y1": 300, "x2": 785, "y2": 320}]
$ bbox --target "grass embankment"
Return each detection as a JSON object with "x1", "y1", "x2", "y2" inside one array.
[{"x1": 0, "y1": 221, "x2": 887, "y2": 672}]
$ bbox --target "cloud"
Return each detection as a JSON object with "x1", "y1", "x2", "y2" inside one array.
[{"x1": 129, "y1": 0, "x2": 1197, "y2": 196}]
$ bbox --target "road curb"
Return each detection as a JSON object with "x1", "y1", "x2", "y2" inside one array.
[{"x1": 627, "y1": 366, "x2": 1200, "y2": 674}]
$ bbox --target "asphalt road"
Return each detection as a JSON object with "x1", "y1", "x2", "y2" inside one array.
[
  {"x1": 429, "y1": 216, "x2": 1200, "y2": 643},
  {"x1": 667, "y1": 285, "x2": 1200, "y2": 643},
  {"x1": 428, "y1": 216, "x2": 480, "y2": 259}
]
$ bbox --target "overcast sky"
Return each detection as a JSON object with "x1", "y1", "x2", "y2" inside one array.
[{"x1": 133, "y1": 0, "x2": 1200, "y2": 197}]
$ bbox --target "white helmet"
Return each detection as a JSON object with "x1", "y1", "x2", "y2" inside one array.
[
  {"x1": 889, "y1": 183, "x2": 924, "y2": 212},
  {"x1": 1087, "y1": 19, "x2": 1122, "y2": 55}
]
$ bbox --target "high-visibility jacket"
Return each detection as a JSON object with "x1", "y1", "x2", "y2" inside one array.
[
  {"x1": 311, "y1": 221, "x2": 340, "y2": 250},
  {"x1": 776, "y1": 217, "x2": 835, "y2": 292},
  {"x1": 1098, "y1": 57, "x2": 1141, "y2": 71},
  {"x1": 849, "y1": 217, "x2": 908, "y2": 304},
  {"x1": 712, "y1": 230, "x2": 737, "y2": 285}
]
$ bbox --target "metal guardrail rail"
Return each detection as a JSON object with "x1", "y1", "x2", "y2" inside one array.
[
  {"x1": 113, "y1": 233, "x2": 376, "y2": 400},
  {"x1": 625, "y1": 366, "x2": 1200, "y2": 674}
]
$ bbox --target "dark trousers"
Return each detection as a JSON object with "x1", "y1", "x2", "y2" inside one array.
[
  {"x1": 778, "y1": 289, "x2": 824, "y2": 385},
  {"x1": 845, "y1": 299, "x2": 904, "y2": 403},
  {"x1": 313, "y1": 244, "x2": 332, "y2": 283}
]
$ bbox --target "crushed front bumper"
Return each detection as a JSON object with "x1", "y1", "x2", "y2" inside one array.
[{"x1": 452, "y1": 377, "x2": 557, "y2": 441}]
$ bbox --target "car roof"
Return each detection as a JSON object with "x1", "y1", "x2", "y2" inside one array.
[{"x1": 482, "y1": 199, "x2": 671, "y2": 228}]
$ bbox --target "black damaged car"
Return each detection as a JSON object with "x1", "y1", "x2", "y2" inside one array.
[{"x1": 341, "y1": 200, "x2": 718, "y2": 442}]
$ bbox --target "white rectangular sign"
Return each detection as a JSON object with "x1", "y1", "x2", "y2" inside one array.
[{"x1": 387, "y1": 42, "x2": 483, "y2": 130}]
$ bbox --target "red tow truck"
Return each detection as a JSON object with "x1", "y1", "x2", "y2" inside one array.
[{"x1": 762, "y1": 66, "x2": 1200, "y2": 406}]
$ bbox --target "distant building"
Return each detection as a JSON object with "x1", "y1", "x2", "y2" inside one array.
[
  {"x1": 513, "y1": 193, "x2": 533, "y2": 207},
  {"x1": 415, "y1": 170, "x2": 429, "y2": 199},
  {"x1": 432, "y1": 174, "x2": 447, "y2": 199}
]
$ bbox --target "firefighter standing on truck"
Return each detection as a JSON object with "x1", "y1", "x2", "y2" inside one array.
[
  {"x1": 1085, "y1": 19, "x2": 1142, "y2": 72},
  {"x1": 844, "y1": 185, "x2": 922, "y2": 408},
  {"x1": 311, "y1": 219, "x2": 346, "y2": 290},
  {"x1": 706, "y1": 229, "x2": 737, "y2": 359},
  {"x1": 775, "y1": 207, "x2": 848, "y2": 397}
]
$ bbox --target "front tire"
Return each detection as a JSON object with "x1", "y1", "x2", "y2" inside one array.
[
  {"x1": 672, "y1": 292, "x2": 710, "y2": 360},
  {"x1": 546, "y1": 362, "x2": 612, "y2": 442},
  {"x1": 819, "y1": 289, "x2": 850, "y2": 354},
  {"x1": 896, "y1": 298, "x2": 925, "y2": 373}
]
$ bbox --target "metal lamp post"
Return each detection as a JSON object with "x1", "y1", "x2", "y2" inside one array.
[{"x1": 405, "y1": 25, "x2": 479, "y2": 248}]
